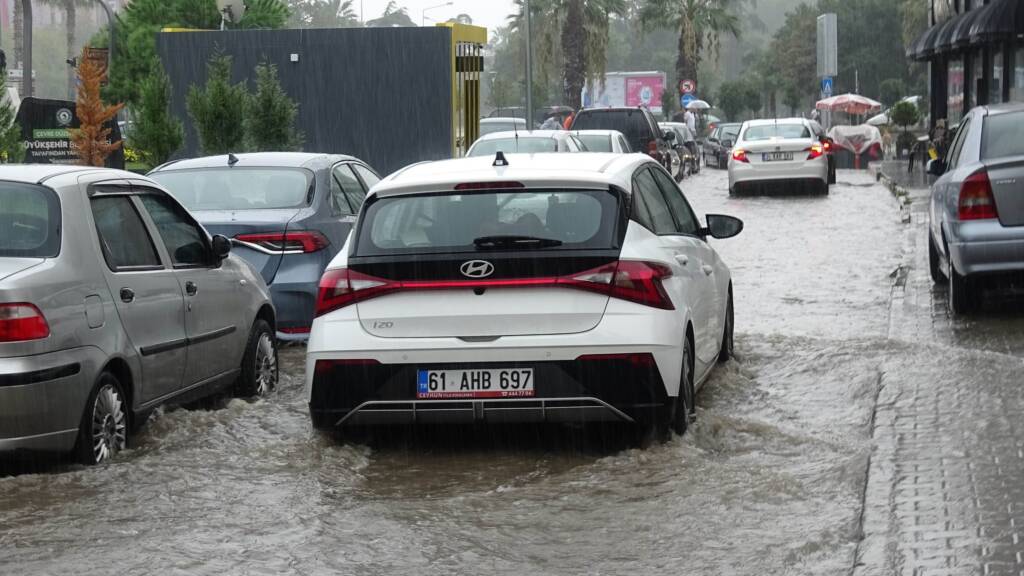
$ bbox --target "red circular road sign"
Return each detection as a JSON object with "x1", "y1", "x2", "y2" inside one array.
[{"x1": 679, "y1": 79, "x2": 696, "y2": 94}]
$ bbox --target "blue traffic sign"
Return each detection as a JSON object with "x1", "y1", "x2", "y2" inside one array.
[
  {"x1": 821, "y1": 77, "x2": 834, "y2": 97},
  {"x1": 681, "y1": 93, "x2": 696, "y2": 108}
]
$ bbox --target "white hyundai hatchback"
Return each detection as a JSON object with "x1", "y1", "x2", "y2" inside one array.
[
  {"x1": 728, "y1": 118, "x2": 830, "y2": 195},
  {"x1": 306, "y1": 153, "x2": 743, "y2": 440}
]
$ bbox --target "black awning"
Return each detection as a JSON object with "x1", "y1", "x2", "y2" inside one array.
[
  {"x1": 907, "y1": 24, "x2": 936, "y2": 60},
  {"x1": 951, "y1": 5, "x2": 987, "y2": 48},
  {"x1": 969, "y1": 0, "x2": 1022, "y2": 44},
  {"x1": 933, "y1": 12, "x2": 962, "y2": 54}
]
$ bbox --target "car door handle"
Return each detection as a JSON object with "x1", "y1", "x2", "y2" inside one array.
[
  {"x1": 185, "y1": 281, "x2": 198, "y2": 296},
  {"x1": 675, "y1": 254, "x2": 689, "y2": 266},
  {"x1": 702, "y1": 264, "x2": 714, "y2": 276},
  {"x1": 119, "y1": 288, "x2": 135, "y2": 303}
]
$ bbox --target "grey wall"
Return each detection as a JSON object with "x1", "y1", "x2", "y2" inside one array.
[{"x1": 157, "y1": 27, "x2": 453, "y2": 176}]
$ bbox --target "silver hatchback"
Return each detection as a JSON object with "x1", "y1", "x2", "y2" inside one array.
[
  {"x1": 0, "y1": 166, "x2": 277, "y2": 464},
  {"x1": 927, "y1": 103, "x2": 1024, "y2": 313}
]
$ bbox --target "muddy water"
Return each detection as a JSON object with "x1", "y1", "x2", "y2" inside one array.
[{"x1": 1, "y1": 171, "x2": 906, "y2": 574}]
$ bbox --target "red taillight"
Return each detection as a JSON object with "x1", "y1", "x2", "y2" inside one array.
[
  {"x1": 279, "y1": 326, "x2": 311, "y2": 335},
  {"x1": 454, "y1": 181, "x2": 524, "y2": 191},
  {"x1": 822, "y1": 139, "x2": 833, "y2": 153},
  {"x1": 647, "y1": 140, "x2": 658, "y2": 155},
  {"x1": 313, "y1": 260, "x2": 675, "y2": 317},
  {"x1": 314, "y1": 358, "x2": 380, "y2": 375},
  {"x1": 958, "y1": 170, "x2": 998, "y2": 221},
  {"x1": 805, "y1": 143, "x2": 824, "y2": 160},
  {"x1": 0, "y1": 303, "x2": 50, "y2": 343},
  {"x1": 576, "y1": 352, "x2": 657, "y2": 368},
  {"x1": 235, "y1": 231, "x2": 329, "y2": 253},
  {"x1": 732, "y1": 148, "x2": 749, "y2": 163}
]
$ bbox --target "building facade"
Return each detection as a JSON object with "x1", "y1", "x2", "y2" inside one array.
[{"x1": 908, "y1": 0, "x2": 1024, "y2": 127}]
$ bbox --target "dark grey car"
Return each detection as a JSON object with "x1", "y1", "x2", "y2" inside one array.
[
  {"x1": 149, "y1": 153, "x2": 380, "y2": 340},
  {"x1": 927, "y1": 103, "x2": 1024, "y2": 313},
  {"x1": 0, "y1": 166, "x2": 276, "y2": 465}
]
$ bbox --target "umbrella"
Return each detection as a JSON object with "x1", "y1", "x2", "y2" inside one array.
[
  {"x1": 867, "y1": 112, "x2": 889, "y2": 126},
  {"x1": 685, "y1": 99, "x2": 711, "y2": 110},
  {"x1": 816, "y1": 93, "x2": 883, "y2": 115}
]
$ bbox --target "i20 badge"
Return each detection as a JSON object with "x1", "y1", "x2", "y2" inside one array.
[{"x1": 460, "y1": 260, "x2": 494, "y2": 278}]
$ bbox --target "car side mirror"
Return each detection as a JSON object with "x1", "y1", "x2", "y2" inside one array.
[
  {"x1": 704, "y1": 214, "x2": 743, "y2": 240},
  {"x1": 663, "y1": 130, "x2": 676, "y2": 142},
  {"x1": 709, "y1": 137, "x2": 719, "y2": 144},
  {"x1": 212, "y1": 234, "x2": 232, "y2": 260},
  {"x1": 721, "y1": 139, "x2": 734, "y2": 148},
  {"x1": 927, "y1": 159, "x2": 946, "y2": 177}
]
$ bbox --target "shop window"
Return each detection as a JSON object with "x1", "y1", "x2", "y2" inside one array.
[
  {"x1": 993, "y1": 49, "x2": 1004, "y2": 104},
  {"x1": 948, "y1": 57, "x2": 964, "y2": 124},
  {"x1": 1013, "y1": 47, "x2": 1024, "y2": 103}
]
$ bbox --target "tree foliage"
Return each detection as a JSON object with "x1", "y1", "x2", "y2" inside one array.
[
  {"x1": 0, "y1": 75, "x2": 25, "y2": 164},
  {"x1": 101, "y1": 0, "x2": 289, "y2": 107},
  {"x1": 246, "y1": 61, "x2": 303, "y2": 151},
  {"x1": 879, "y1": 78, "x2": 906, "y2": 108},
  {"x1": 129, "y1": 65, "x2": 184, "y2": 167},
  {"x1": 366, "y1": 1, "x2": 415, "y2": 27},
  {"x1": 638, "y1": 0, "x2": 743, "y2": 90},
  {"x1": 70, "y1": 47, "x2": 125, "y2": 167},
  {"x1": 186, "y1": 52, "x2": 248, "y2": 155},
  {"x1": 890, "y1": 100, "x2": 920, "y2": 131},
  {"x1": 287, "y1": 0, "x2": 360, "y2": 28},
  {"x1": 717, "y1": 77, "x2": 759, "y2": 120}
]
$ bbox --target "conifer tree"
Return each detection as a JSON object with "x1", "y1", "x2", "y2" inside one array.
[{"x1": 70, "y1": 47, "x2": 124, "y2": 167}]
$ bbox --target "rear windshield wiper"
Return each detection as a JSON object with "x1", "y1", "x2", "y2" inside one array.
[{"x1": 473, "y1": 235, "x2": 563, "y2": 249}]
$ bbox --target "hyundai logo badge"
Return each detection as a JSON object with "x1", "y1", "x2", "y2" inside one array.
[{"x1": 460, "y1": 260, "x2": 495, "y2": 278}]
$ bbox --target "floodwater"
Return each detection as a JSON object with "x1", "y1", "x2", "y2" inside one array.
[{"x1": 0, "y1": 169, "x2": 924, "y2": 574}]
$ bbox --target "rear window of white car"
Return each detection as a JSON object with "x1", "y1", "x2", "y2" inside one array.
[
  {"x1": 468, "y1": 138, "x2": 559, "y2": 157},
  {"x1": 0, "y1": 182, "x2": 60, "y2": 258},
  {"x1": 742, "y1": 123, "x2": 811, "y2": 141},
  {"x1": 355, "y1": 189, "x2": 621, "y2": 256},
  {"x1": 576, "y1": 134, "x2": 612, "y2": 151},
  {"x1": 151, "y1": 168, "x2": 313, "y2": 211},
  {"x1": 981, "y1": 112, "x2": 1024, "y2": 160}
]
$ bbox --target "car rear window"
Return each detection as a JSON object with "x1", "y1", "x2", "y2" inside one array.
[
  {"x1": 720, "y1": 126, "x2": 741, "y2": 140},
  {"x1": 468, "y1": 137, "x2": 558, "y2": 156},
  {"x1": 981, "y1": 111, "x2": 1024, "y2": 160},
  {"x1": 480, "y1": 122, "x2": 523, "y2": 136},
  {"x1": 572, "y1": 111, "x2": 652, "y2": 147},
  {"x1": 742, "y1": 123, "x2": 811, "y2": 141},
  {"x1": 0, "y1": 182, "x2": 60, "y2": 258},
  {"x1": 150, "y1": 168, "x2": 313, "y2": 211},
  {"x1": 576, "y1": 134, "x2": 612, "y2": 152},
  {"x1": 355, "y1": 189, "x2": 621, "y2": 256}
]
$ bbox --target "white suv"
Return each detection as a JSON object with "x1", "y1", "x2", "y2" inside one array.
[
  {"x1": 305, "y1": 153, "x2": 743, "y2": 440},
  {"x1": 728, "y1": 118, "x2": 830, "y2": 195}
]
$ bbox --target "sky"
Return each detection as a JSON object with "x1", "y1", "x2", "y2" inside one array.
[{"x1": 356, "y1": 0, "x2": 519, "y2": 33}]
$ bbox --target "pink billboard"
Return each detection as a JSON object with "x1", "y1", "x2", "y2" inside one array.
[{"x1": 625, "y1": 76, "x2": 665, "y2": 108}]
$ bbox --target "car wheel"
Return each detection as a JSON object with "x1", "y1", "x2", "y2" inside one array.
[
  {"x1": 947, "y1": 257, "x2": 976, "y2": 314},
  {"x1": 928, "y1": 234, "x2": 945, "y2": 284},
  {"x1": 669, "y1": 336, "x2": 695, "y2": 436},
  {"x1": 237, "y1": 319, "x2": 278, "y2": 397},
  {"x1": 821, "y1": 180, "x2": 830, "y2": 195},
  {"x1": 718, "y1": 289, "x2": 734, "y2": 363},
  {"x1": 74, "y1": 372, "x2": 128, "y2": 465}
]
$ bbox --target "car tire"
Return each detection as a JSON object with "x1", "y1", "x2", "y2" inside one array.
[
  {"x1": 821, "y1": 180, "x2": 830, "y2": 195},
  {"x1": 73, "y1": 372, "x2": 128, "y2": 465},
  {"x1": 669, "y1": 336, "x2": 695, "y2": 436},
  {"x1": 237, "y1": 319, "x2": 278, "y2": 398},
  {"x1": 947, "y1": 257, "x2": 977, "y2": 314},
  {"x1": 928, "y1": 234, "x2": 945, "y2": 284},
  {"x1": 718, "y1": 289, "x2": 734, "y2": 363}
]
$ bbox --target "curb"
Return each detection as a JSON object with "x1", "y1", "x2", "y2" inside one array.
[{"x1": 868, "y1": 164, "x2": 913, "y2": 223}]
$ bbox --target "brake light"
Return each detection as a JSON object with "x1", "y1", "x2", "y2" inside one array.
[
  {"x1": 314, "y1": 359, "x2": 380, "y2": 376},
  {"x1": 279, "y1": 326, "x2": 311, "y2": 335},
  {"x1": 732, "y1": 148, "x2": 749, "y2": 163},
  {"x1": 958, "y1": 170, "x2": 998, "y2": 221},
  {"x1": 822, "y1": 139, "x2": 833, "y2": 153},
  {"x1": 806, "y1": 143, "x2": 824, "y2": 160},
  {"x1": 0, "y1": 303, "x2": 50, "y2": 343},
  {"x1": 576, "y1": 353, "x2": 657, "y2": 368},
  {"x1": 314, "y1": 260, "x2": 675, "y2": 317},
  {"x1": 454, "y1": 181, "x2": 524, "y2": 191},
  {"x1": 235, "y1": 231, "x2": 329, "y2": 253}
]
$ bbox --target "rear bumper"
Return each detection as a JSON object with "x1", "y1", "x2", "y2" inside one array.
[
  {"x1": 269, "y1": 254, "x2": 326, "y2": 339},
  {"x1": 728, "y1": 157, "x2": 828, "y2": 190},
  {"x1": 948, "y1": 220, "x2": 1024, "y2": 276},
  {"x1": 0, "y1": 346, "x2": 105, "y2": 454}
]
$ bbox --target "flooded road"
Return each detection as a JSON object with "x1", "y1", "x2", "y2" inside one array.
[{"x1": 0, "y1": 169, "x2": 927, "y2": 574}]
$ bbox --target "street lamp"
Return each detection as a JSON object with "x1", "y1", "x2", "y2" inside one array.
[{"x1": 422, "y1": 1, "x2": 453, "y2": 26}]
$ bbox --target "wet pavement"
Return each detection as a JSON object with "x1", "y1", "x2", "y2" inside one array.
[{"x1": 2, "y1": 167, "x2": 1023, "y2": 575}]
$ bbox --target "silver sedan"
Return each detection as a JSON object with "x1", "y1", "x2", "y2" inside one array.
[
  {"x1": 927, "y1": 102, "x2": 1024, "y2": 313},
  {"x1": 0, "y1": 165, "x2": 277, "y2": 464}
]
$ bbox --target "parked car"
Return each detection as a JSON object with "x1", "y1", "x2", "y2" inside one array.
[
  {"x1": 809, "y1": 120, "x2": 838, "y2": 185},
  {"x1": 926, "y1": 103, "x2": 1024, "y2": 314},
  {"x1": 660, "y1": 122, "x2": 699, "y2": 180},
  {"x1": 703, "y1": 122, "x2": 741, "y2": 169},
  {"x1": 570, "y1": 107, "x2": 674, "y2": 174},
  {"x1": 467, "y1": 130, "x2": 587, "y2": 156},
  {"x1": 0, "y1": 165, "x2": 277, "y2": 465},
  {"x1": 728, "y1": 118, "x2": 830, "y2": 195},
  {"x1": 480, "y1": 117, "x2": 529, "y2": 136},
  {"x1": 306, "y1": 152, "x2": 742, "y2": 441},
  {"x1": 149, "y1": 153, "x2": 380, "y2": 340},
  {"x1": 572, "y1": 129, "x2": 632, "y2": 153}
]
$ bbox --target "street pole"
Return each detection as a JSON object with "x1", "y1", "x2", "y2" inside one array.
[
  {"x1": 94, "y1": 0, "x2": 116, "y2": 74},
  {"x1": 20, "y1": 0, "x2": 31, "y2": 97},
  {"x1": 525, "y1": 0, "x2": 533, "y2": 129}
]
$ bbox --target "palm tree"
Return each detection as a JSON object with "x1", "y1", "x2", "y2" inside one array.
[
  {"x1": 639, "y1": 0, "x2": 742, "y2": 92},
  {"x1": 510, "y1": 0, "x2": 624, "y2": 109},
  {"x1": 288, "y1": 0, "x2": 361, "y2": 28}
]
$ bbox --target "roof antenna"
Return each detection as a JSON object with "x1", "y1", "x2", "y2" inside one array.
[
  {"x1": 227, "y1": 153, "x2": 239, "y2": 166},
  {"x1": 493, "y1": 151, "x2": 509, "y2": 167}
]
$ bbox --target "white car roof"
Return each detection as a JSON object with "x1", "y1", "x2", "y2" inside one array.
[
  {"x1": 474, "y1": 130, "x2": 568, "y2": 142},
  {"x1": 372, "y1": 153, "x2": 654, "y2": 198},
  {"x1": 572, "y1": 129, "x2": 627, "y2": 137},
  {"x1": 743, "y1": 118, "x2": 809, "y2": 127},
  {"x1": 480, "y1": 117, "x2": 527, "y2": 124}
]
